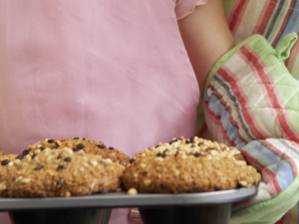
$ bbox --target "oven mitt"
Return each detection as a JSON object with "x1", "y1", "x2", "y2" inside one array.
[
  {"x1": 203, "y1": 33, "x2": 299, "y2": 224},
  {"x1": 203, "y1": 33, "x2": 299, "y2": 144},
  {"x1": 231, "y1": 138, "x2": 299, "y2": 224}
]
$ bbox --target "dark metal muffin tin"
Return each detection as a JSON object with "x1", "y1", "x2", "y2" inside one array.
[{"x1": 4, "y1": 187, "x2": 256, "y2": 224}]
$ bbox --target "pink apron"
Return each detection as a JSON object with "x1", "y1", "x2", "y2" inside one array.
[{"x1": 0, "y1": 0, "x2": 205, "y2": 223}]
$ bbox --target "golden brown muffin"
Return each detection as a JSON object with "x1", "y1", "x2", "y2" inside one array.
[
  {"x1": 0, "y1": 147, "x2": 124, "y2": 197},
  {"x1": 122, "y1": 137, "x2": 261, "y2": 193}
]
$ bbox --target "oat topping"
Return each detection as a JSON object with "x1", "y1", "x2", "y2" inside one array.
[
  {"x1": 26, "y1": 138, "x2": 129, "y2": 166},
  {"x1": 0, "y1": 138, "x2": 127, "y2": 198},
  {"x1": 127, "y1": 188, "x2": 138, "y2": 196},
  {"x1": 122, "y1": 137, "x2": 261, "y2": 193}
]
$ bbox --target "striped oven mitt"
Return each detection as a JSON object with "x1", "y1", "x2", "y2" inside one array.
[
  {"x1": 203, "y1": 33, "x2": 299, "y2": 224},
  {"x1": 223, "y1": 0, "x2": 299, "y2": 81}
]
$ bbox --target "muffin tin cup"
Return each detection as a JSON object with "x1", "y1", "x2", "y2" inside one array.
[
  {"x1": 10, "y1": 205, "x2": 231, "y2": 224},
  {"x1": 10, "y1": 208, "x2": 111, "y2": 224},
  {"x1": 2, "y1": 188, "x2": 256, "y2": 224},
  {"x1": 140, "y1": 204, "x2": 231, "y2": 224}
]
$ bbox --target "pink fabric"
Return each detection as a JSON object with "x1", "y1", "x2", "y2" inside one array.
[
  {"x1": 175, "y1": 0, "x2": 208, "y2": 19},
  {"x1": 0, "y1": 0, "x2": 205, "y2": 223}
]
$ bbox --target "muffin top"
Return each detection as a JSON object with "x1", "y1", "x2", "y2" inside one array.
[
  {"x1": 26, "y1": 137, "x2": 129, "y2": 165},
  {"x1": 0, "y1": 138, "x2": 127, "y2": 198},
  {"x1": 122, "y1": 137, "x2": 261, "y2": 193}
]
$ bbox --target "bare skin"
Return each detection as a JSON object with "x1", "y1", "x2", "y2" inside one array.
[{"x1": 178, "y1": 0, "x2": 234, "y2": 93}]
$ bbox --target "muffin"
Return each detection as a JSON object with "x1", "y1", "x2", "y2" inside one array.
[
  {"x1": 122, "y1": 137, "x2": 261, "y2": 193},
  {"x1": 0, "y1": 138, "x2": 127, "y2": 197}
]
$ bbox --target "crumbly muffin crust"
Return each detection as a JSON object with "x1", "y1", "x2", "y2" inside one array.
[
  {"x1": 0, "y1": 139, "x2": 126, "y2": 198},
  {"x1": 122, "y1": 137, "x2": 261, "y2": 193},
  {"x1": 27, "y1": 137, "x2": 129, "y2": 165}
]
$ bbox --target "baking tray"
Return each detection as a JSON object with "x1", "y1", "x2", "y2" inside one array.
[
  {"x1": 0, "y1": 187, "x2": 256, "y2": 211},
  {"x1": 6, "y1": 187, "x2": 257, "y2": 224}
]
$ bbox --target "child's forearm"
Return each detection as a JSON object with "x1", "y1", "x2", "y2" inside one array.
[{"x1": 178, "y1": 0, "x2": 234, "y2": 92}]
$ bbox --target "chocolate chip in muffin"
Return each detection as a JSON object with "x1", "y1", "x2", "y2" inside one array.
[
  {"x1": 22, "y1": 149, "x2": 31, "y2": 156},
  {"x1": 56, "y1": 179, "x2": 65, "y2": 188},
  {"x1": 197, "y1": 142, "x2": 204, "y2": 146},
  {"x1": 141, "y1": 171, "x2": 148, "y2": 176},
  {"x1": 156, "y1": 152, "x2": 164, "y2": 157},
  {"x1": 96, "y1": 143, "x2": 106, "y2": 149},
  {"x1": 64, "y1": 157, "x2": 72, "y2": 162},
  {"x1": 206, "y1": 147, "x2": 215, "y2": 152},
  {"x1": 73, "y1": 143, "x2": 85, "y2": 152},
  {"x1": 169, "y1": 139, "x2": 178, "y2": 144},
  {"x1": 108, "y1": 147, "x2": 114, "y2": 150},
  {"x1": 16, "y1": 154, "x2": 26, "y2": 160},
  {"x1": 156, "y1": 151, "x2": 168, "y2": 158},
  {"x1": 193, "y1": 152, "x2": 204, "y2": 158},
  {"x1": 73, "y1": 137, "x2": 80, "y2": 140},
  {"x1": 31, "y1": 154, "x2": 37, "y2": 159},
  {"x1": 57, "y1": 164, "x2": 66, "y2": 171},
  {"x1": 1, "y1": 159, "x2": 10, "y2": 166},
  {"x1": 47, "y1": 139, "x2": 55, "y2": 144},
  {"x1": 129, "y1": 158, "x2": 135, "y2": 163},
  {"x1": 39, "y1": 146, "x2": 45, "y2": 151},
  {"x1": 34, "y1": 164, "x2": 44, "y2": 171},
  {"x1": 52, "y1": 142, "x2": 60, "y2": 149}
]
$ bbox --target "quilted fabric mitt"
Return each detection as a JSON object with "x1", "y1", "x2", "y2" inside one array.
[
  {"x1": 224, "y1": 1, "x2": 299, "y2": 222},
  {"x1": 232, "y1": 138, "x2": 299, "y2": 224},
  {"x1": 203, "y1": 33, "x2": 299, "y2": 223},
  {"x1": 224, "y1": 0, "x2": 299, "y2": 45},
  {"x1": 204, "y1": 33, "x2": 299, "y2": 145},
  {"x1": 224, "y1": 0, "x2": 299, "y2": 82}
]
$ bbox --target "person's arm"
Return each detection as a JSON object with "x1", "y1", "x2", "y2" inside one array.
[{"x1": 178, "y1": 0, "x2": 234, "y2": 92}]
